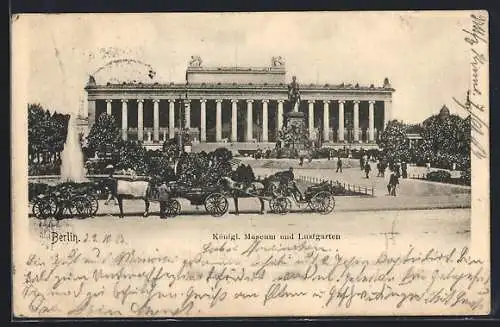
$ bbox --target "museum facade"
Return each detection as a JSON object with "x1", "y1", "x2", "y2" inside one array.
[{"x1": 84, "y1": 58, "x2": 395, "y2": 150}]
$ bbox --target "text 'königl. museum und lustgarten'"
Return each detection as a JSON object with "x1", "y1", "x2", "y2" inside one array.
[{"x1": 83, "y1": 56, "x2": 395, "y2": 151}]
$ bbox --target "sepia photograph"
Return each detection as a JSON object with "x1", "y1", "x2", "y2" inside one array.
[{"x1": 11, "y1": 11, "x2": 490, "y2": 318}]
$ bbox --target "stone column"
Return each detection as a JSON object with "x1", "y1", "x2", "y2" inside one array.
[
  {"x1": 323, "y1": 100, "x2": 330, "y2": 142},
  {"x1": 168, "y1": 99, "x2": 175, "y2": 139},
  {"x1": 246, "y1": 100, "x2": 253, "y2": 142},
  {"x1": 200, "y1": 99, "x2": 207, "y2": 142},
  {"x1": 216, "y1": 99, "x2": 223, "y2": 142},
  {"x1": 88, "y1": 99, "x2": 96, "y2": 126},
  {"x1": 137, "y1": 99, "x2": 144, "y2": 141},
  {"x1": 277, "y1": 100, "x2": 284, "y2": 131},
  {"x1": 308, "y1": 100, "x2": 315, "y2": 139},
  {"x1": 121, "y1": 99, "x2": 128, "y2": 141},
  {"x1": 384, "y1": 99, "x2": 392, "y2": 130},
  {"x1": 353, "y1": 100, "x2": 360, "y2": 142},
  {"x1": 262, "y1": 100, "x2": 269, "y2": 142},
  {"x1": 369, "y1": 100, "x2": 375, "y2": 142},
  {"x1": 231, "y1": 99, "x2": 238, "y2": 142},
  {"x1": 106, "y1": 99, "x2": 112, "y2": 115},
  {"x1": 184, "y1": 100, "x2": 191, "y2": 129},
  {"x1": 153, "y1": 99, "x2": 160, "y2": 142},
  {"x1": 338, "y1": 100, "x2": 345, "y2": 142}
]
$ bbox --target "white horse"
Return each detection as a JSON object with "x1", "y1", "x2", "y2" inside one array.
[{"x1": 113, "y1": 178, "x2": 153, "y2": 218}]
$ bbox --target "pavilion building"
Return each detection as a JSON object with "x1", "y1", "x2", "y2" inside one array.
[{"x1": 83, "y1": 57, "x2": 395, "y2": 151}]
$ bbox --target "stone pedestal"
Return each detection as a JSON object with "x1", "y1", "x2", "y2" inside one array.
[
  {"x1": 285, "y1": 111, "x2": 306, "y2": 129},
  {"x1": 283, "y1": 111, "x2": 308, "y2": 153}
]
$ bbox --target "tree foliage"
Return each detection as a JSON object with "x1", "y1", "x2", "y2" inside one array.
[
  {"x1": 86, "y1": 114, "x2": 121, "y2": 156},
  {"x1": 116, "y1": 140, "x2": 148, "y2": 174},
  {"x1": 175, "y1": 150, "x2": 233, "y2": 187},
  {"x1": 28, "y1": 103, "x2": 70, "y2": 164},
  {"x1": 378, "y1": 109, "x2": 471, "y2": 173},
  {"x1": 378, "y1": 120, "x2": 410, "y2": 162},
  {"x1": 420, "y1": 114, "x2": 467, "y2": 155}
]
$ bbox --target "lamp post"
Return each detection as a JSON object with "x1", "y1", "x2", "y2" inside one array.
[
  {"x1": 178, "y1": 75, "x2": 190, "y2": 154},
  {"x1": 177, "y1": 94, "x2": 183, "y2": 154}
]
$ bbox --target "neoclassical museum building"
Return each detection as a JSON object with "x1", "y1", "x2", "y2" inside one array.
[{"x1": 83, "y1": 57, "x2": 395, "y2": 150}]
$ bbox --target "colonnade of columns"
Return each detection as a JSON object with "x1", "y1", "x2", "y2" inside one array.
[{"x1": 93, "y1": 98, "x2": 392, "y2": 143}]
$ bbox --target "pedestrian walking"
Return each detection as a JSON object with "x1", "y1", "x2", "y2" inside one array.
[
  {"x1": 389, "y1": 171, "x2": 399, "y2": 196},
  {"x1": 364, "y1": 162, "x2": 371, "y2": 179},
  {"x1": 336, "y1": 156, "x2": 343, "y2": 173},
  {"x1": 401, "y1": 162, "x2": 408, "y2": 179}
]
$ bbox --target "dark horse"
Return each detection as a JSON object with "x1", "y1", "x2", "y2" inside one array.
[
  {"x1": 219, "y1": 176, "x2": 266, "y2": 215},
  {"x1": 108, "y1": 177, "x2": 155, "y2": 218}
]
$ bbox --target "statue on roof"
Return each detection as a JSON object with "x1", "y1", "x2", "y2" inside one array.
[
  {"x1": 87, "y1": 75, "x2": 96, "y2": 86},
  {"x1": 189, "y1": 55, "x2": 203, "y2": 67},
  {"x1": 148, "y1": 69, "x2": 156, "y2": 79},
  {"x1": 383, "y1": 77, "x2": 391, "y2": 88},
  {"x1": 271, "y1": 56, "x2": 285, "y2": 67}
]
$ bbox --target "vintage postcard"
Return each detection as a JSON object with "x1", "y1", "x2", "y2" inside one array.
[{"x1": 11, "y1": 11, "x2": 490, "y2": 318}]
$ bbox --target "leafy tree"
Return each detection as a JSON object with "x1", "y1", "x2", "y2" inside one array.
[
  {"x1": 377, "y1": 120, "x2": 410, "y2": 162},
  {"x1": 213, "y1": 147, "x2": 233, "y2": 162},
  {"x1": 28, "y1": 103, "x2": 69, "y2": 165},
  {"x1": 28, "y1": 103, "x2": 47, "y2": 163},
  {"x1": 417, "y1": 113, "x2": 470, "y2": 170},
  {"x1": 421, "y1": 114, "x2": 466, "y2": 155},
  {"x1": 117, "y1": 140, "x2": 148, "y2": 174},
  {"x1": 144, "y1": 149, "x2": 175, "y2": 181},
  {"x1": 86, "y1": 114, "x2": 121, "y2": 156},
  {"x1": 162, "y1": 138, "x2": 181, "y2": 160}
]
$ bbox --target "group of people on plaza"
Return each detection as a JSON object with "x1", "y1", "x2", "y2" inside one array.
[{"x1": 333, "y1": 154, "x2": 406, "y2": 196}]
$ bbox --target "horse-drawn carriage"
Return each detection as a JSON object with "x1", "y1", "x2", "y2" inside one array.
[
  {"x1": 216, "y1": 174, "x2": 336, "y2": 215},
  {"x1": 30, "y1": 172, "x2": 335, "y2": 219},
  {"x1": 149, "y1": 182, "x2": 229, "y2": 218},
  {"x1": 112, "y1": 175, "x2": 230, "y2": 218},
  {"x1": 31, "y1": 183, "x2": 99, "y2": 220}
]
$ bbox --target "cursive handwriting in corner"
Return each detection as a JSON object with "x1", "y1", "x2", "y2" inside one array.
[{"x1": 452, "y1": 96, "x2": 487, "y2": 160}]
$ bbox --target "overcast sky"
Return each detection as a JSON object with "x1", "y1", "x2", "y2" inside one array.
[{"x1": 14, "y1": 11, "x2": 481, "y2": 123}]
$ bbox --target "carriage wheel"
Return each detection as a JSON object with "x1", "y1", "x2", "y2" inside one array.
[
  {"x1": 307, "y1": 195, "x2": 319, "y2": 212},
  {"x1": 204, "y1": 193, "x2": 228, "y2": 217},
  {"x1": 270, "y1": 196, "x2": 290, "y2": 215},
  {"x1": 88, "y1": 195, "x2": 99, "y2": 216},
  {"x1": 310, "y1": 191, "x2": 335, "y2": 214},
  {"x1": 32, "y1": 198, "x2": 51, "y2": 219},
  {"x1": 73, "y1": 196, "x2": 91, "y2": 218},
  {"x1": 46, "y1": 195, "x2": 58, "y2": 217},
  {"x1": 165, "y1": 199, "x2": 181, "y2": 217}
]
